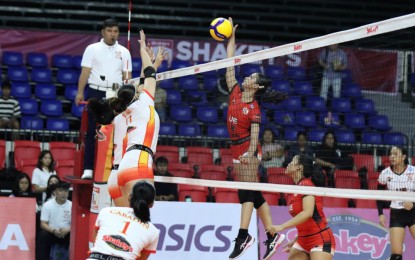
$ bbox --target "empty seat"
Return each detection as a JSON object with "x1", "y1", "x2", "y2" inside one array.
[
  {"x1": 334, "y1": 129, "x2": 355, "y2": 144},
  {"x1": 341, "y1": 70, "x2": 353, "y2": 84},
  {"x1": 72, "y1": 55, "x2": 83, "y2": 69},
  {"x1": 166, "y1": 90, "x2": 182, "y2": 105},
  {"x1": 71, "y1": 102, "x2": 85, "y2": 118},
  {"x1": 215, "y1": 188, "x2": 239, "y2": 203},
  {"x1": 207, "y1": 124, "x2": 229, "y2": 138},
  {"x1": 240, "y1": 63, "x2": 262, "y2": 77},
  {"x1": 186, "y1": 147, "x2": 213, "y2": 166},
  {"x1": 170, "y1": 105, "x2": 192, "y2": 122},
  {"x1": 202, "y1": 75, "x2": 218, "y2": 92},
  {"x1": 331, "y1": 98, "x2": 351, "y2": 113},
  {"x1": 268, "y1": 174, "x2": 295, "y2": 185},
  {"x1": 21, "y1": 116, "x2": 43, "y2": 130},
  {"x1": 271, "y1": 80, "x2": 291, "y2": 94},
  {"x1": 64, "y1": 85, "x2": 78, "y2": 101},
  {"x1": 47, "y1": 118, "x2": 69, "y2": 131},
  {"x1": 159, "y1": 78, "x2": 174, "y2": 90},
  {"x1": 274, "y1": 110, "x2": 295, "y2": 126},
  {"x1": 355, "y1": 98, "x2": 376, "y2": 115},
  {"x1": 284, "y1": 127, "x2": 304, "y2": 141},
  {"x1": 31, "y1": 68, "x2": 52, "y2": 83},
  {"x1": 169, "y1": 163, "x2": 194, "y2": 178},
  {"x1": 131, "y1": 58, "x2": 142, "y2": 72},
  {"x1": 3, "y1": 51, "x2": 23, "y2": 66},
  {"x1": 8, "y1": 66, "x2": 29, "y2": 82},
  {"x1": 11, "y1": 82, "x2": 31, "y2": 98},
  {"x1": 49, "y1": 142, "x2": 76, "y2": 162},
  {"x1": 14, "y1": 140, "x2": 41, "y2": 170},
  {"x1": 159, "y1": 122, "x2": 177, "y2": 136},
  {"x1": 197, "y1": 107, "x2": 217, "y2": 123},
  {"x1": 368, "y1": 115, "x2": 391, "y2": 131},
  {"x1": 156, "y1": 61, "x2": 169, "y2": 72},
  {"x1": 178, "y1": 75, "x2": 198, "y2": 91},
  {"x1": 355, "y1": 199, "x2": 377, "y2": 209},
  {"x1": 293, "y1": 81, "x2": 313, "y2": 95},
  {"x1": 307, "y1": 128, "x2": 327, "y2": 142},
  {"x1": 286, "y1": 66, "x2": 306, "y2": 81},
  {"x1": 345, "y1": 113, "x2": 366, "y2": 129},
  {"x1": 264, "y1": 65, "x2": 284, "y2": 79},
  {"x1": 187, "y1": 90, "x2": 208, "y2": 106},
  {"x1": 57, "y1": 69, "x2": 79, "y2": 84},
  {"x1": 41, "y1": 100, "x2": 63, "y2": 117},
  {"x1": 295, "y1": 111, "x2": 316, "y2": 128},
  {"x1": 35, "y1": 83, "x2": 56, "y2": 99},
  {"x1": 171, "y1": 59, "x2": 192, "y2": 70},
  {"x1": 263, "y1": 192, "x2": 279, "y2": 206},
  {"x1": 20, "y1": 159, "x2": 38, "y2": 179},
  {"x1": 52, "y1": 54, "x2": 73, "y2": 68},
  {"x1": 56, "y1": 159, "x2": 75, "y2": 179},
  {"x1": 361, "y1": 132, "x2": 382, "y2": 145},
  {"x1": 306, "y1": 96, "x2": 327, "y2": 112},
  {"x1": 27, "y1": 52, "x2": 48, "y2": 68},
  {"x1": 18, "y1": 98, "x2": 38, "y2": 116},
  {"x1": 342, "y1": 83, "x2": 362, "y2": 98},
  {"x1": 351, "y1": 154, "x2": 375, "y2": 173},
  {"x1": 382, "y1": 132, "x2": 407, "y2": 146},
  {"x1": 178, "y1": 124, "x2": 200, "y2": 136},
  {"x1": 283, "y1": 96, "x2": 302, "y2": 111},
  {"x1": 155, "y1": 145, "x2": 180, "y2": 163},
  {"x1": 178, "y1": 184, "x2": 207, "y2": 202},
  {"x1": 199, "y1": 165, "x2": 227, "y2": 181},
  {"x1": 334, "y1": 170, "x2": 360, "y2": 189}
]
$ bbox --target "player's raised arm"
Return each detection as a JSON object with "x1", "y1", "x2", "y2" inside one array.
[
  {"x1": 226, "y1": 17, "x2": 239, "y2": 92},
  {"x1": 138, "y1": 30, "x2": 157, "y2": 97}
]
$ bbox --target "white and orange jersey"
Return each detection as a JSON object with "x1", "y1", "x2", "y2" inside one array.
[
  {"x1": 124, "y1": 90, "x2": 160, "y2": 155},
  {"x1": 113, "y1": 113, "x2": 128, "y2": 166},
  {"x1": 90, "y1": 207, "x2": 159, "y2": 260}
]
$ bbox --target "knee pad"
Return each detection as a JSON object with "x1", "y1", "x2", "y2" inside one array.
[
  {"x1": 253, "y1": 191, "x2": 266, "y2": 209},
  {"x1": 391, "y1": 254, "x2": 402, "y2": 260},
  {"x1": 238, "y1": 189, "x2": 254, "y2": 204},
  {"x1": 144, "y1": 66, "x2": 156, "y2": 79}
]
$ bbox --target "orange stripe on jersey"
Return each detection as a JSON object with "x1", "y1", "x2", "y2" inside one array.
[
  {"x1": 142, "y1": 249, "x2": 156, "y2": 254},
  {"x1": 143, "y1": 89, "x2": 154, "y2": 100},
  {"x1": 118, "y1": 166, "x2": 154, "y2": 186},
  {"x1": 138, "y1": 106, "x2": 155, "y2": 166},
  {"x1": 108, "y1": 184, "x2": 123, "y2": 199},
  {"x1": 122, "y1": 134, "x2": 128, "y2": 157}
]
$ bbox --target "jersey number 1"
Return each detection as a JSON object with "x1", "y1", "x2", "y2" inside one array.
[{"x1": 120, "y1": 221, "x2": 131, "y2": 234}]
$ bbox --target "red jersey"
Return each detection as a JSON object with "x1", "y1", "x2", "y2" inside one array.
[
  {"x1": 289, "y1": 178, "x2": 328, "y2": 237},
  {"x1": 227, "y1": 84, "x2": 262, "y2": 159}
]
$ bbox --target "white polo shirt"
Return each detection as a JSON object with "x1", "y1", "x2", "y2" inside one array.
[
  {"x1": 40, "y1": 199, "x2": 72, "y2": 229},
  {"x1": 81, "y1": 39, "x2": 132, "y2": 89}
]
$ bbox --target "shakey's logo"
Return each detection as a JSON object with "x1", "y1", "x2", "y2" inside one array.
[
  {"x1": 194, "y1": 67, "x2": 200, "y2": 73},
  {"x1": 367, "y1": 25, "x2": 379, "y2": 34},
  {"x1": 103, "y1": 234, "x2": 133, "y2": 252},
  {"x1": 234, "y1": 58, "x2": 241, "y2": 64},
  {"x1": 294, "y1": 44, "x2": 302, "y2": 51}
]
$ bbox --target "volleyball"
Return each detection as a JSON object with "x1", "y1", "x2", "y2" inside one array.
[{"x1": 209, "y1": 17, "x2": 233, "y2": 41}]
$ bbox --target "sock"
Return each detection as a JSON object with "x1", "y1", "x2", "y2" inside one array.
[
  {"x1": 237, "y1": 229, "x2": 248, "y2": 239},
  {"x1": 391, "y1": 254, "x2": 402, "y2": 260},
  {"x1": 265, "y1": 230, "x2": 274, "y2": 240}
]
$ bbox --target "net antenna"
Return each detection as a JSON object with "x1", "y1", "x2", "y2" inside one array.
[{"x1": 127, "y1": 0, "x2": 132, "y2": 52}]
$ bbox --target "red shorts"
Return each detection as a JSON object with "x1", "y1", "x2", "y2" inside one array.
[{"x1": 294, "y1": 228, "x2": 335, "y2": 255}]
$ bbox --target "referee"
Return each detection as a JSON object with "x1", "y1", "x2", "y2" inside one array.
[{"x1": 75, "y1": 18, "x2": 132, "y2": 179}]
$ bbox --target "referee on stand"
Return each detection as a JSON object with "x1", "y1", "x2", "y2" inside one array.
[{"x1": 75, "y1": 18, "x2": 132, "y2": 179}]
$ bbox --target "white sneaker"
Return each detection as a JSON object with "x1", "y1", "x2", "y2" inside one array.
[{"x1": 81, "y1": 169, "x2": 93, "y2": 179}]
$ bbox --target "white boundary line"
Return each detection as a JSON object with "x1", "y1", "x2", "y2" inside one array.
[
  {"x1": 131, "y1": 13, "x2": 415, "y2": 82},
  {"x1": 154, "y1": 176, "x2": 415, "y2": 202}
]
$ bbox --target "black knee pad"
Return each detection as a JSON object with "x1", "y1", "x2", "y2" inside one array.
[
  {"x1": 144, "y1": 66, "x2": 156, "y2": 79},
  {"x1": 253, "y1": 191, "x2": 266, "y2": 209},
  {"x1": 238, "y1": 189, "x2": 254, "y2": 204},
  {"x1": 391, "y1": 254, "x2": 402, "y2": 260}
]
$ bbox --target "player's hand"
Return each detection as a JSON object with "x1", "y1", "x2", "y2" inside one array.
[
  {"x1": 75, "y1": 92, "x2": 84, "y2": 106},
  {"x1": 239, "y1": 154, "x2": 250, "y2": 164},
  {"x1": 138, "y1": 30, "x2": 147, "y2": 49},
  {"x1": 379, "y1": 214, "x2": 387, "y2": 228},
  {"x1": 228, "y1": 17, "x2": 238, "y2": 39},
  {"x1": 403, "y1": 201, "x2": 414, "y2": 211},
  {"x1": 272, "y1": 225, "x2": 285, "y2": 233},
  {"x1": 145, "y1": 43, "x2": 155, "y2": 62},
  {"x1": 282, "y1": 240, "x2": 295, "y2": 253},
  {"x1": 153, "y1": 46, "x2": 168, "y2": 71}
]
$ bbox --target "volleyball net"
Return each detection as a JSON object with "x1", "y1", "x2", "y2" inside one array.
[{"x1": 132, "y1": 13, "x2": 415, "y2": 203}]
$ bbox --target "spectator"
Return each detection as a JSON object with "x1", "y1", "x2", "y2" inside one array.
[
  {"x1": 32, "y1": 150, "x2": 57, "y2": 204},
  {"x1": 154, "y1": 156, "x2": 178, "y2": 201},
  {"x1": 154, "y1": 84, "x2": 167, "y2": 122},
  {"x1": 45, "y1": 175, "x2": 61, "y2": 202},
  {"x1": 10, "y1": 173, "x2": 35, "y2": 198},
  {"x1": 314, "y1": 131, "x2": 353, "y2": 187},
  {"x1": 0, "y1": 79, "x2": 21, "y2": 130},
  {"x1": 261, "y1": 128, "x2": 285, "y2": 168},
  {"x1": 75, "y1": 18, "x2": 132, "y2": 179},
  {"x1": 38, "y1": 181, "x2": 72, "y2": 260},
  {"x1": 318, "y1": 44, "x2": 347, "y2": 102},
  {"x1": 284, "y1": 131, "x2": 314, "y2": 167}
]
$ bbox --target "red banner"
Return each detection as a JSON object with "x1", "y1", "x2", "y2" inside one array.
[
  {"x1": 0, "y1": 29, "x2": 398, "y2": 93},
  {"x1": 0, "y1": 197, "x2": 36, "y2": 260}
]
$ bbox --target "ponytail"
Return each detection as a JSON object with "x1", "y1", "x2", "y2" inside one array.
[
  {"x1": 133, "y1": 199, "x2": 151, "y2": 223},
  {"x1": 254, "y1": 73, "x2": 286, "y2": 104},
  {"x1": 87, "y1": 98, "x2": 115, "y2": 125},
  {"x1": 298, "y1": 154, "x2": 326, "y2": 187},
  {"x1": 130, "y1": 181, "x2": 156, "y2": 223}
]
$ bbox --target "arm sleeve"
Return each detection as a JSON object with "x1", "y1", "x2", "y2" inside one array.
[
  {"x1": 143, "y1": 232, "x2": 159, "y2": 254},
  {"x1": 81, "y1": 45, "x2": 94, "y2": 68},
  {"x1": 376, "y1": 183, "x2": 386, "y2": 215},
  {"x1": 40, "y1": 202, "x2": 50, "y2": 222}
]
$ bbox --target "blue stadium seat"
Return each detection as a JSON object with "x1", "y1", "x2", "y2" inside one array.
[
  {"x1": 283, "y1": 96, "x2": 302, "y2": 111},
  {"x1": 240, "y1": 63, "x2": 262, "y2": 78},
  {"x1": 345, "y1": 113, "x2": 366, "y2": 129},
  {"x1": 11, "y1": 82, "x2": 31, "y2": 99},
  {"x1": 2, "y1": 51, "x2": 23, "y2": 66},
  {"x1": 203, "y1": 75, "x2": 218, "y2": 92},
  {"x1": 21, "y1": 116, "x2": 43, "y2": 130},
  {"x1": 52, "y1": 54, "x2": 73, "y2": 68},
  {"x1": 307, "y1": 128, "x2": 327, "y2": 142},
  {"x1": 306, "y1": 96, "x2": 326, "y2": 112},
  {"x1": 331, "y1": 98, "x2": 351, "y2": 113},
  {"x1": 27, "y1": 52, "x2": 48, "y2": 68},
  {"x1": 341, "y1": 70, "x2": 353, "y2": 84},
  {"x1": 295, "y1": 111, "x2": 317, "y2": 128},
  {"x1": 368, "y1": 115, "x2": 391, "y2": 131},
  {"x1": 284, "y1": 127, "x2": 305, "y2": 141},
  {"x1": 274, "y1": 110, "x2": 295, "y2": 126},
  {"x1": 47, "y1": 118, "x2": 69, "y2": 131},
  {"x1": 264, "y1": 65, "x2": 284, "y2": 79},
  {"x1": 319, "y1": 112, "x2": 341, "y2": 128},
  {"x1": 171, "y1": 60, "x2": 192, "y2": 70},
  {"x1": 71, "y1": 102, "x2": 85, "y2": 118},
  {"x1": 178, "y1": 124, "x2": 201, "y2": 136},
  {"x1": 159, "y1": 122, "x2": 177, "y2": 135},
  {"x1": 57, "y1": 69, "x2": 79, "y2": 84},
  {"x1": 157, "y1": 61, "x2": 169, "y2": 72},
  {"x1": 361, "y1": 132, "x2": 382, "y2": 145},
  {"x1": 197, "y1": 107, "x2": 218, "y2": 123},
  {"x1": 286, "y1": 66, "x2": 306, "y2": 81},
  {"x1": 8, "y1": 66, "x2": 28, "y2": 82},
  {"x1": 334, "y1": 129, "x2": 356, "y2": 144},
  {"x1": 178, "y1": 75, "x2": 198, "y2": 90},
  {"x1": 382, "y1": 132, "x2": 407, "y2": 146},
  {"x1": 411, "y1": 73, "x2": 415, "y2": 86},
  {"x1": 342, "y1": 83, "x2": 362, "y2": 98},
  {"x1": 41, "y1": 100, "x2": 63, "y2": 117},
  {"x1": 261, "y1": 110, "x2": 269, "y2": 125},
  {"x1": 207, "y1": 124, "x2": 229, "y2": 138},
  {"x1": 271, "y1": 80, "x2": 291, "y2": 94},
  {"x1": 131, "y1": 58, "x2": 142, "y2": 72},
  {"x1": 170, "y1": 105, "x2": 192, "y2": 122},
  {"x1": 18, "y1": 98, "x2": 38, "y2": 116},
  {"x1": 166, "y1": 90, "x2": 182, "y2": 105},
  {"x1": 132, "y1": 71, "x2": 140, "y2": 79},
  {"x1": 222, "y1": 107, "x2": 228, "y2": 122},
  {"x1": 293, "y1": 81, "x2": 313, "y2": 96},
  {"x1": 187, "y1": 90, "x2": 208, "y2": 106},
  {"x1": 355, "y1": 98, "x2": 376, "y2": 115},
  {"x1": 35, "y1": 84, "x2": 56, "y2": 100},
  {"x1": 159, "y1": 78, "x2": 174, "y2": 89},
  {"x1": 72, "y1": 55, "x2": 83, "y2": 70},
  {"x1": 64, "y1": 85, "x2": 78, "y2": 101},
  {"x1": 261, "y1": 101, "x2": 282, "y2": 111},
  {"x1": 31, "y1": 68, "x2": 52, "y2": 83}
]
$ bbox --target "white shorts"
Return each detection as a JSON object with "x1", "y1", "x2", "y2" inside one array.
[{"x1": 232, "y1": 151, "x2": 262, "y2": 164}]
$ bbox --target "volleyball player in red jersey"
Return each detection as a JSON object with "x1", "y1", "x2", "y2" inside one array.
[
  {"x1": 276, "y1": 154, "x2": 335, "y2": 260},
  {"x1": 226, "y1": 17, "x2": 286, "y2": 260}
]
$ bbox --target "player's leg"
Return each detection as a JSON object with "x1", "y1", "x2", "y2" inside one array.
[
  {"x1": 288, "y1": 247, "x2": 310, "y2": 260},
  {"x1": 389, "y1": 227, "x2": 405, "y2": 256},
  {"x1": 319, "y1": 77, "x2": 329, "y2": 101},
  {"x1": 310, "y1": 251, "x2": 333, "y2": 260},
  {"x1": 332, "y1": 77, "x2": 341, "y2": 98},
  {"x1": 107, "y1": 169, "x2": 124, "y2": 206}
]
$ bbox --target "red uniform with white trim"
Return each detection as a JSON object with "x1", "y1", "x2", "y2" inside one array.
[
  {"x1": 227, "y1": 84, "x2": 262, "y2": 161},
  {"x1": 88, "y1": 207, "x2": 159, "y2": 260},
  {"x1": 289, "y1": 178, "x2": 335, "y2": 254}
]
